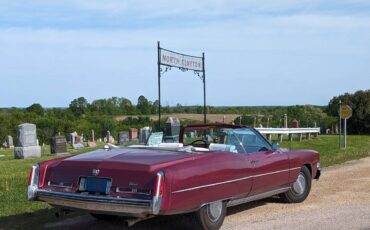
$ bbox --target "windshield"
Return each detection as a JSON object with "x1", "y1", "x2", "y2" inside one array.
[{"x1": 182, "y1": 127, "x2": 272, "y2": 154}]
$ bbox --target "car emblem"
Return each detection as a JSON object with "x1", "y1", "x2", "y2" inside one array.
[
  {"x1": 129, "y1": 181, "x2": 138, "y2": 187},
  {"x1": 92, "y1": 169, "x2": 100, "y2": 176}
]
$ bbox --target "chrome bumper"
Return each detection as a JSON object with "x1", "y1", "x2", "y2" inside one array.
[{"x1": 34, "y1": 189, "x2": 154, "y2": 218}]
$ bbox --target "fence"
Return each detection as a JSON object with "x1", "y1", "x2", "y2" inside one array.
[{"x1": 255, "y1": 127, "x2": 320, "y2": 143}]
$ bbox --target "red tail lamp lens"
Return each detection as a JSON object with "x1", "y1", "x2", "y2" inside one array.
[
  {"x1": 153, "y1": 172, "x2": 164, "y2": 196},
  {"x1": 28, "y1": 164, "x2": 39, "y2": 186},
  {"x1": 28, "y1": 167, "x2": 34, "y2": 185}
]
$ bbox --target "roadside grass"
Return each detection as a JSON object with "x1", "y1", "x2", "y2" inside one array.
[
  {"x1": 280, "y1": 135, "x2": 370, "y2": 167},
  {"x1": 0, "y1": 135, "x2": 369, "y2": 228}
]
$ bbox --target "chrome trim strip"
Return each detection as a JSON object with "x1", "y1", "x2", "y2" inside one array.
[
  {"x1": 227, "y1": 187, "x2": 290, "y2": 207},
  {"x1": 173, "y1": 176, "x2": 254, "y2": 194},
  {"x1": 253, "y1": 167, "x2": 300, "y2": 178},
  {"x1": 172, "y1": 167, "x2": 301, "y2": 194},
  {"x1": 48, "y1": 181, "x2": 73, "y2": 188},
  {"x1": 116, "y1": 187, "x2": 152, "y2": 196}
]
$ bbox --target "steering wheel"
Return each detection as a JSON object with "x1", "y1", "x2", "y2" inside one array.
[{"x1": 189, "y1": 139, "x2": 208, "y2": 146}]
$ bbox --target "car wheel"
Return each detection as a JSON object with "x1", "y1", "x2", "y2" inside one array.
[
  {"x1": 193, "y1": 200, "x2": 227, "y2": 230},
  {"x1": 90, "y1": 213, "x2": 118, "y2": 221},
  {"x1": 281, "y1": 166, "x2": 312, "y2": 203}
]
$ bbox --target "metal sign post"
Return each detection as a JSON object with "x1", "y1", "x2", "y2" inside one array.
[
  {"x1": 344, "y1": 118, "x2": 347, "y2": 148},
  {"x1": 339, "y1": 100, "x2": 342, "y2": 148},
  {"x1": 339, "y1": 104, "x2": 352, "y2": 149},
  {"x1": 157, "y1": 42, "x2": 206, "y2": 129},
  {"x1": 202, "y1": 52, "x2": 206, "y2": 124},
  {"x1": 157, "y1": 42, "x2": 161, "y2": 130}
]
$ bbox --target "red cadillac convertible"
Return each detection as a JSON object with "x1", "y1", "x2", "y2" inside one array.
[{"x1": 28, "y1": 124, "x2": 320, "y2": 230}]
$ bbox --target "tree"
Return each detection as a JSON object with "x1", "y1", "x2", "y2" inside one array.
[
  {"x1": 119, "y1": 98, "x2": 134, "y2": 114},
  {"x1": 234, "y1": 115, "x2": 255, "y2": 126},
  {"x1": 137, "y1": 95, "x2": 150, "y2": 115},
  {"x1": 69, "y1": 97, "x2": 89, "y2": 117},
  {"x1": 0, "y1": 111, "x2": 12, "y2": 144},
  {"x1": 326, "y1": 90, "x2": 370, "y2": 134},
  {"x1": 26, "y1": 103, "x2": 44, "y2": 116},
  {"x1": 151, "y1": 100, "x2": 159, "y2": 114}
]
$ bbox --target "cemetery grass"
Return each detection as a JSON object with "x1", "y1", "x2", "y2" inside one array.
[
  {"x1": 0, "y1": 136, "x2": 369, "y2": 228},
  {"x1": 0, "y1": 145, "x2": 103, "y2": 229}
]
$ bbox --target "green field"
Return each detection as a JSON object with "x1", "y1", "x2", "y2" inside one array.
[{"x1": 0, "y1": 135, "x2": 369, "y2": 229}]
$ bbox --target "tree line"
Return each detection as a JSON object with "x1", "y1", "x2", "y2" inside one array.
[{"x1": 0, "y1": 90, "x2": 368, "y2": 146}]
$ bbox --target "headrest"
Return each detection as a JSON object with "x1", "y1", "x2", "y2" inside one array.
[{"x1": 209, "y1": 143, "x2": 238, "y2": 153}]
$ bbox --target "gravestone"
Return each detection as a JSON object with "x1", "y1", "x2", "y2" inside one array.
[
  {"x1": 291, "y1": 119, "x2": 299, "y2": 128},
  {"x1": 139, "y1": 127, "x2": 151, "y2": 144},
  {"x1": 7, "y1": 135, "x2": 14, "y2": 149},
  {"x1": 14, "y1": 123, "x2": 41, "y2": 159},
  {"x1": 104, "y1": 131, "x2": 115, "y2": 144},
  {"x1": 118, "y1": 131, "x2": 129, "y2": 145},
  {"x1": 129, "y1": 128, "x2": 138, "y2": 140},
  {"x1": 88, "y1": 130, "x2": 96, "y2": 147},
  {"x1": 164, "y1": 117, "x2": 180, "y2": 143},
  {"x1": 70, "y1": 131, "x2": 84, "y2": 149},
  {"x1": 50, "y1": 136, "x2": 67, "y2": 154}
]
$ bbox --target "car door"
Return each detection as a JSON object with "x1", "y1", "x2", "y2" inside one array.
[{"x1": 241, "y1": 129, "x2": 290, "y2": 195}]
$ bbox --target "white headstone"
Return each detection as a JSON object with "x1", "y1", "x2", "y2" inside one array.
[{"x1": 14, "y1": 123, "x2": 41, "y2": 159}]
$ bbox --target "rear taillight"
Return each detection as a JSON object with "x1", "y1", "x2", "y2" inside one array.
[
  {"x1": 27, "y1": 164, "x2": 39, "y2": 200},
  {"x1": 28, "y1": 167, "x2": 34, "y2": 185},
  {"x1": 152, "y1": 171, "x2": 164, "y2": 215},
  {"x1": 29, "y1": 164, "x2": 39, "y2": 186},
  {"x1": 153, "y1": 172, "x2": 164, "y2": 197}
]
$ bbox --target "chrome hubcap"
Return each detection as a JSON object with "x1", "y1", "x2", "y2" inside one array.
[
  {"x1": 292, "y1": 173, "x2": 306, "y2": 195},
  {"x1": 207, "y1": 201, "x2": 223, "y2": 222}
]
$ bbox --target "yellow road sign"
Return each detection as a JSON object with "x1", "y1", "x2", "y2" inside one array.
[{"x1": 340, "y1": 105, "x2": 352, "y2": 119}]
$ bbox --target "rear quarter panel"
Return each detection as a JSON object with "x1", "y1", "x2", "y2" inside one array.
[{"x1": 160, "y1": 152, "x2": 252, "y2": 215}]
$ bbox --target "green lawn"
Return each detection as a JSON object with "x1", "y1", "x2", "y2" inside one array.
[
  {"x1": 0, "y1": 145, "x2": 103, "y2": 229},
  {"x1": 280, "y1": 135, "x2": 370, "y2": 167},
  {"x1": 0, "y1": 135, "x2": 369, "y2": 229}
]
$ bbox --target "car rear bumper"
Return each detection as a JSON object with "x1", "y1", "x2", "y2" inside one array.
[
  {"x1": 314, "y1": 169, "x2": 321, "y2": 180},
  {"x1": 35, "y1": 189, "x2": 154, "y2": 218}
]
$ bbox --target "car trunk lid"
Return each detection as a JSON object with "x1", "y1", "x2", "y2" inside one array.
[{"x1": 43, "y1": 148, "x2": 193, "y2": 198}]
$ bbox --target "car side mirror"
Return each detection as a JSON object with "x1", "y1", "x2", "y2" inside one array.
[{"x1": 271, "y1": 142, "x2": 279, "y2": 151}]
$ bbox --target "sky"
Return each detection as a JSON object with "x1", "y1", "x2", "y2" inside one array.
[{"x1": 0, "y1": 0, "x2": 369, "y2": 107}]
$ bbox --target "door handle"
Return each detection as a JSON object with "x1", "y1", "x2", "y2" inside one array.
[{"x1": 251, "y1": 160, "x2": 259, "y2": 164}]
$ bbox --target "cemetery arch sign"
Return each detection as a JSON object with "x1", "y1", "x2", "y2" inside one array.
[{"x1": 157, "y1": 41, "x2": 206, "y2": 129}]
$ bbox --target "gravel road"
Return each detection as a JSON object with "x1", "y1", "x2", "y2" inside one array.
[{"x1": 45, "y1": 157, "x2": 370, "y2": 230}]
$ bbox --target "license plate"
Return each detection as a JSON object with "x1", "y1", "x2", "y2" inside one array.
[{"x1": 85, "y1": 177, "x2": 111, "y2": 194}]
